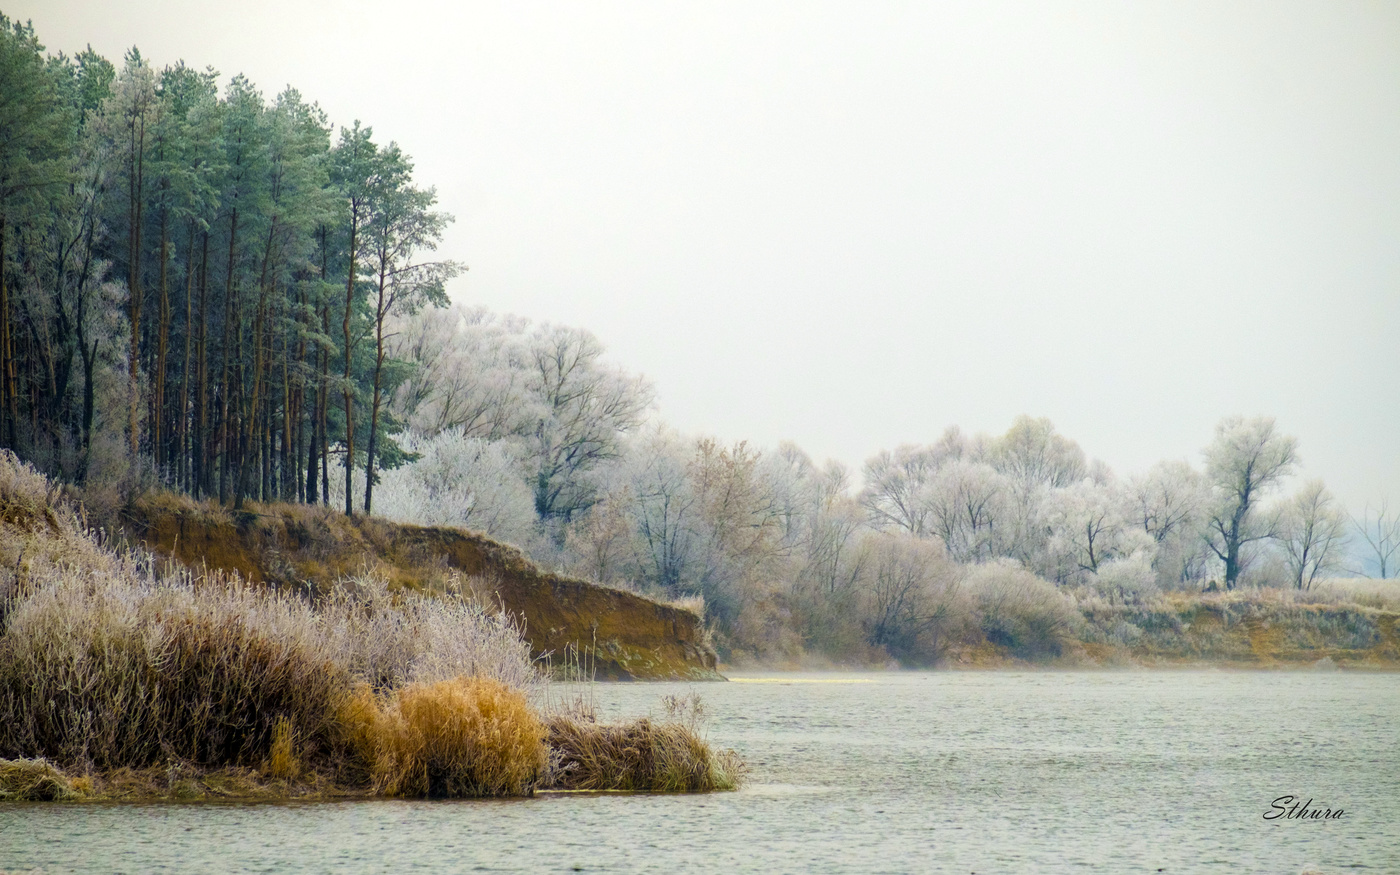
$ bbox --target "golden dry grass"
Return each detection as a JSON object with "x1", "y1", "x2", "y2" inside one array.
[
  {"x1": 265, "y1": 717, "x2": 301, "y2": 781},
  {"x1": 339, "y1": 676, "x2": 547, "y2": 797},
  {"x1": 0, "y1": 758, "x2": 84, "y2": 801},
  {"x1": 545, "y1": 695, "x2": 745, "y2": 793}
]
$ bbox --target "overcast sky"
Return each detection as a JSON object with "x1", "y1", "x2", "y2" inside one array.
[{"x1": 13, "y1": 0, "x2": 1400, "y2": 512}]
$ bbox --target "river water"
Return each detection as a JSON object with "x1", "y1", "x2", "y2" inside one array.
[{"x1": 2, "y1": 670, "x2": 1396, "y2": 873}]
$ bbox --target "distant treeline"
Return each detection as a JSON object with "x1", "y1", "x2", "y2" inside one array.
[
  {"x1": 4, "y1": 16, "x2": 1395, "y2": 667},
  {"x1": 0, "y1": 15, "x2": 458, "y2": 513}
]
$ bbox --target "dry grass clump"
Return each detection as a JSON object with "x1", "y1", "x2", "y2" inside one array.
[
  {"x1": 1311, "y1": 578, "x2": 1400, "y2": 612},
  {"x1": 0, "y1": 758, "x2": 85, "y2": 801},
  {"x1": 0, "y1": 450, "x2": 68, "y2": 531},
  {"x1": 321, "y1": 574, "x2": 538, "y2": 692},
  {"x1": 265, "y1": 717, "x2": 301, "y2": 781},
  {"x1": 545, "y1": 694, "x2": 745, "y2": 793},
  {"x1": 339, "y1": 676, "x2": 547, "y2": 797},
  {"x1": 0, "y1": 564, "x2": 351, "y2": 770}
]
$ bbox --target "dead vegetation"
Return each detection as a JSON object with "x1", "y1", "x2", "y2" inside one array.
[
  {"x1": 339, "y1": 677, "x2": 547, "y2": 797},
  {"x1": 115, "y1": 487, "x2": 719, "y2": 680},
  {"x1": 545, "y1": 693, "x2": 745, "y2": 793},
  {"x1": 0, "y1": 758, "x2": 84, "y2": 801},
  {"x1": 0, "y1": 451, "x2": 743, "y2": 802},
  {"x1": 1071, "y1": 586, "x2": 1400, "y2": 667}
]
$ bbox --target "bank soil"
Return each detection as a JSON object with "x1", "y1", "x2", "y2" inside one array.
[{"x1": 120, "y1": 493, "x2": 719, "y2": 680}]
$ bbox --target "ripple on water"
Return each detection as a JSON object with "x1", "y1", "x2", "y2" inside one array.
[{"x1": 1, "y1": 671, "x2": 1396, "y2": 874}]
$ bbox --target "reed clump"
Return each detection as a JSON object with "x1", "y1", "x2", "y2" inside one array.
[
  {"x1": 339, "y1": 677, "x2": 547, "y2": 797},
  {"x1": 265, "y1": 717, "x2": 301, "y2": 781},
  {"x1": 545, "y1": 694, "x2": 745, "y2": 792}
]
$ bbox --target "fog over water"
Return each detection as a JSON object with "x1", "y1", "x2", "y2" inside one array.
[
  {"x1": 9, "y1": 1, "x2": 1400, "y2": 511},
  {"x1": 3, "y1": 672, "x2": 1396, "y2": 873}
]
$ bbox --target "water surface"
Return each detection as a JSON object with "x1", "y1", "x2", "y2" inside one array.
[{"x1": 3, "y1": 671, "x2": 1396, "y2": 873}]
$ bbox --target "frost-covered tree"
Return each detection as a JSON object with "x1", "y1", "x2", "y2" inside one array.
[
  {"x1": 687, "y1": 438, "x2": 784, "y2": 629},
  {"x1": 527, "y1": 324, "x2": 653, "y2": 523},
  {"x1": 1043, "y1": 479, "x2": 1147, "y2": 581},
  {"x1": 859, "y1": 443, "x2": 938, "y2": 536},
  {"x1": 613, "y1": 428, "x2": 698, "y2": 594},
  {"x1": 333, "y1": 427, "x2": 536, "y2": 546},
  {"x1": 761, "y1": 443, "x2": 868, "y2": 653},
  {"x1": 388, "y1": 305, "x2": 534, "y2": 439},
  {"x1": 1353, "y1": 498, "x2": 1400, "y2": 579},
  {"x1": 986, "y1": 417, "x2": 1087, "y2": 566},
  {"x1": 1203, "y1": 416, "x2": 1299, "y2": 589},
  {"x1": 562, "y1": 486, "x2": 634, "y2": 586},
  {"x1": 92, "y1": 50, "x2": 158, "y2": 461},
  {"x1": 1126, "y1": 460, "x2": 1211, "y2": 584},
  {"x1": 991, "y1": 416, "x2": 1087, "y2": 490},
  {"x1": 923, "y1": 460, "x2": 1009, "y2": 564},
  {"x1": 1276, "y1": 480, "x2": 1349, "y2": 590}
]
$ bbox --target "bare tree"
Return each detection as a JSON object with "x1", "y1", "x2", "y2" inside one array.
[
  {"x1": 859, "y1": 444, "x2": 937, "y2": 535},
  {"x1": 528, "y1": 325, "x2": 653, "y2": 522},
  {"x1": 1353, "y1": 498, "x2": 1400, "y2": 579},
  {"x1": 923, "y1": 460, "x2": 1008, "y2": 564},
  {"x1": 1277, "y1": 481, "x2": 1349, "y2": 590},
  {"x1": 861, "y1": 533, "x2": 963, "y2": 663}
]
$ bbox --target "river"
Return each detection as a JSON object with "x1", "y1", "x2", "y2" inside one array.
[{"x1": 2, "y1": 670, "x2": 1396, "y2": 873}]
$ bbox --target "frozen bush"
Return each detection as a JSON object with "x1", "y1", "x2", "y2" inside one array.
[
  {"x1": 321, "y1": 574, "x2": 538, "y2": 693},
  {"x1": 1087, "y1": 554, "x2": 1160, "y2": 603},
  {"x1": 858, "y1": 533, "x2": 970, "y2": 665},
  {"x1": 0, "y1": 563, "x2": 350, "y2": 770},
  {"x1": 964, "y1": 560, "x2": 1081, "y2": 659}
]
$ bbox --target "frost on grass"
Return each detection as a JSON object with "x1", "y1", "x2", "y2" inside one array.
[
  {"x1": 0, "y1": 452, "x2": 538, "y2": 789},
  {"x1": 0, "y1": 452, "x2": 744, "y2": 799}
]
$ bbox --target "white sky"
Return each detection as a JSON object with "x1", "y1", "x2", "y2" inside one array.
[{"x1": 14, "y1": 0, "x2": 1400, "y2": 512}]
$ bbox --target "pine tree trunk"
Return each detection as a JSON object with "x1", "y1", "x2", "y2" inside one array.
[
  {"x1": 195, "y1": 230, "x2": 210, "y2": 496},
  {"x1": 153, "y1": 201, "x2": 169, "y2": 471},
  {"x1": 127, "y1": 112, "x2": 146, "y2": 461},
  {"x1": 178, "y1": 220, "x2": 195, "y2": 490},
  {"x1": 217, "y1": 208, "x2": 238, "y2": 504},
  {"x1": 343, "y1": 215, "x2": 359, "y2": 516},
  {"x1": 0, "y1": 213, "x2": 11, "y2": 448},
  {"x1": 364, "y1": 275, "x2": 387, "y2": 515}
]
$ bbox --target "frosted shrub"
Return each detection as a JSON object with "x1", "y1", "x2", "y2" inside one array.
[
  {"x1": 0, "y1": 450, "x2": 64, "y2": 526},
  {"x1": 0, "y1": 563, "x2": 538, "y2": 773},
  {"x1": 1088, "y1": 554, "x2": 1160, "y2": 603},
  {"x1": 964, "y1": 560, "x2": 1081, "y2": 659},
  {"x1": 322, "y1": 574, "x2": 538, "y2": 693},
  {"x1": 859, "y1": 533, "x2": 970, "y2": 664},
  {"x1": 0, "y1": 456, "x2": 539, "y2": 775}
]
